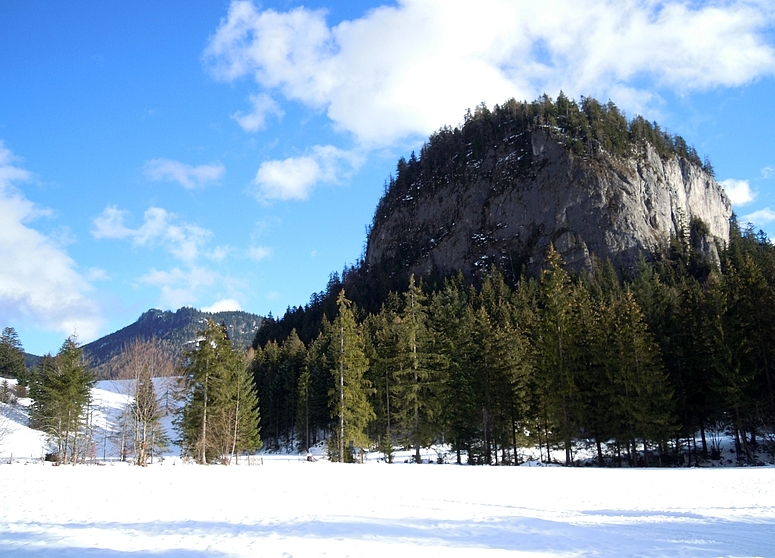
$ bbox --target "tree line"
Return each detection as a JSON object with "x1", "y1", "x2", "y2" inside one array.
[
  {"x1": 252, "y1": 218, "x2": 775, "y2": 465},
  {"x1": 4, "y1": 319, "x2": 261, "y2": 465}
]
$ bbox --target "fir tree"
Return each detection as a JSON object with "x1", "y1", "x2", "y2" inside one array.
[
  {"x1": 328, "y1": 290, "x2": 374, "y2": 462},
  {"x1": 178, "y1": 320, "x2": 261, "y2": 464},
  {"x1": 0, "y1": 326, "x2": 26, "y2": 383},
  {"x1": 29, "y1": 336, "x2": 94, "y2": 464}
]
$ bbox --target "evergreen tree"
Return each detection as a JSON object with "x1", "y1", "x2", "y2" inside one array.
[
  {"x1": 29, "y1": 336, "x2": 95, "y2": 464},
  {"x1": 609, "y1": 292, "x2": 675, "y2": 465},
  {"x1": 213, "y1": 348, "x2": 261, "y2": 464},
  {"x1": 328, "y1": 290, "x2": 374, "y2": 462},
  {"x1": 363, "y1": 294, "x2": 402, "y2": 462},
  {"x1": 0, "y1": 326, "x2": 26, "y2": 383},
  {"x1": 429, "y1": 278, "x2": 478, "y2": 464},
  {"x1": 391, "y1": 276, "x2": 443, "y2": 463},
  {"x1": 178, "y1": 320, "x2": 261, "y2": 464},
  {"x1": 534, "y1": 245, "x2": 581, "y2": 465}
]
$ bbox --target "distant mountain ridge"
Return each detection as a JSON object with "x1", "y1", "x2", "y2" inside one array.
[{"x1": 82, "y1": 307, "x2": 264, "y2": 378}]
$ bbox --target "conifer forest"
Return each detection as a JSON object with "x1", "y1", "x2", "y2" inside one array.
[{"x1": 252, "y1": 219, "x2": 775, "y2": 466}]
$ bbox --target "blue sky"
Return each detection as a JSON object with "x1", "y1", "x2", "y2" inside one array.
[{"x1": 1, "y1": 0, "x2": 775, "y2": 356}]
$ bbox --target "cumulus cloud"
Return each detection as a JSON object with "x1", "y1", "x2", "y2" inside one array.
[
  {"x1": 205, "y1": 0, "x2": 775, "y2": 148},
  {"x1": 92, "y1": 206, "x2": 212, "y2": 264},
  {"x1": 253, "y1": 144, "x2": 362, "y2": 201},
  {"x1": 144, "y1": 158, "x2": 225, "y2": 189},
  {"x1": 140, "y1": 266, "x2": 217, "y2": 310},
  {"x1": 202, "y1": 299, "x2": 243, "y2": 313},
  {"x1": 231, "y1": 92, "x2": 284, "y2": 132},
  {"x1": 742, "y1": 208, "x2": 775, "y2": 225},
  {"x1": 92, "y1": 206, "x2": 248, "y2": 311},
  {"x1": 248, "y1": 245, "x2": 273, "y2": 261},
  {"x1": 0, "y1": 142, "x2": 102, "y2": 340},
  {"x1": 762, "y1": 166, "x2": 774, "y2": 179},
  {"x1": 720, "y1": 179, "x2": 756, "y2": 206}
]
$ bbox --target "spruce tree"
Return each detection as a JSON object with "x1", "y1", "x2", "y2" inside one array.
[
  {"x1": 28, "y1": 336, "x2": 94, "y2": 464},
  {"x1": 178, "y1": 320, "x2": 261, "y2": 464},
  {"x1": 0, "y1": 327, "x2": 26, "y2": 382},
  {"x1": 392, "y1": 275, "x2": 443, "y2": 463},
  {"x1": 328, "y1": 290, "x2": 374, "y2": 462},
  {"x1": 535, "y1": 245, "x2": 581, "y2": 465}
]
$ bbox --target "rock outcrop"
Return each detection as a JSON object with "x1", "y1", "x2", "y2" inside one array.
[{"x1": 366, "y1": 127, "x2": 731, "y2": 279}]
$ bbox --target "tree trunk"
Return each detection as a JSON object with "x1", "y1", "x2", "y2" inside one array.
[
  {"x1": 201, "y1": 371, "x2": 208, "y2": 465},
  {"x1": 339, "y1": 322, "x2": 345, "y2": 463}
]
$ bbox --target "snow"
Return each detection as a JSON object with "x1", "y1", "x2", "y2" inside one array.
[
  {"x1": 0, "y1": 462, "x2": 774, "y2": 556},
  {"x1": 1, "y1": 380, "x2": 774, "y2": 556}
]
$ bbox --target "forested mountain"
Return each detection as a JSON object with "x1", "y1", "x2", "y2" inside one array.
[
  {"x1": 248, "y1": 95, "x2": 774, "y2": 466},
  {"x1": 82, "y1": 307, "x2": 263, "y2": 378}
]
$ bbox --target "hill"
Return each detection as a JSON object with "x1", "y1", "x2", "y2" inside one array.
[
  {"x1": 254, "y1": 94, "x2": 733, "y2": 346},
  {"x1": 366, "y1": 95, "x2": 731, "y2": 285},
  {"x1": 82, "y1": 307, "x2": 263, "y2": 378}
]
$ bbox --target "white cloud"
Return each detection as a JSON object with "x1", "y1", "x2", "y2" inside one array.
[
  {"x1": 202, "y1": 299, "x2": 243, "y2": 313},
  {"x1": 720, "y1": 179, "x2": 756, "y2": 206},
  {"x1": 253, "y1": 144, "x2": 362, "y2": 201},
  {"x1": 205, "y1": 0, "x2": 775, "y2": 149},
  {"x1": 140, "y1": 266, "x2": 217, "y2": 310},
  {"x1": 93, "y1": 207, "x2": 247, "y2": 311},
  {"x1": 0, "y1": 142, "x2": 102, "y2": 340},
  {"x1": 231, "y1": 93, "x2": 284, "y2": 132},
  {"x1": 86, "y1": 267, "x2": 109, "y2": 282},
  {"x1": 762, "y1": 166, "x2": 774, "y2": 179},
  {"x1": 143, "y1": 158, "x2": 225, "y2": 190},
  {"x1": 248, "y1": 245, "x2": 273, "y2": 261},
  {"x1": 92, "y1": 206, "x2": 212, "y2": 264},
  {"x1": 742, "y1": 208, "x2": 775, "y2": 225},
  {"x1": 208, "y1": 246, "x2": 231, "y2": 262}
]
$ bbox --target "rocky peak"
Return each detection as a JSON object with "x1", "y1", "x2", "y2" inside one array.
[{"x1": 365, "y1": 102, "x2": 731, "y2": 281}]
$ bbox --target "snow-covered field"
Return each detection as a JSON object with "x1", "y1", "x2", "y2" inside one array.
[
  {"x1": 2, "y1": 379, "x2": 775, "y2": 556},
  {"x1": 0, "y1": 461, "x2": 773, "y2": 557}
]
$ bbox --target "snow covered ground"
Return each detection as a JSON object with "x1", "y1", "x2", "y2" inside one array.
[
  {"x1": 0, "y1": 461, "x2": 773, "y2": 557},
  {"x1": 1, "y1": 378, "x2": 774, "y2": 556}
]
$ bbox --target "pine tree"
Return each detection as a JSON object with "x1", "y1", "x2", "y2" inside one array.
[
  {"x1": 534, "y1": 245, "x2": 581, "y2": 465},
  {"x1": 430, "y1": 278, "x2": 478, "y2": 464},
  {"x1": 177, "y1": 320, "x2": 261, "y2": 464},
  {"x1": 364, "y1": 295, "x2": 402, "y2": 462},
  {"x1": 0, "y1": 326, "x2": 26, "y2": 382},
  {"x1": 328, "y1": 290, "x2": 374, "y2": 462},
  {"x1": 213, "y1": 348, "x2": 261, "y2": 464},
  {"x1": 29, "y1": 336, "x2": 94, "y2": 464},
  {"x1": 391, "y1": 276, "x2": 443, "y2": 463},
  {"x1": 609, "y1": 292, "x2": 675, "y2": 466}
]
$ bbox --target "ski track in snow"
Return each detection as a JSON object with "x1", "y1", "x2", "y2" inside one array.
[{"x1": 0, "y1": 463, "x2": 773, "y2": 557}]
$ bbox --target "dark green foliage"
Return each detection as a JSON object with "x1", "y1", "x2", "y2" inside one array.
[
  {"x1": 328, "y1": 291, "x2": 374, "y2": 462},
  {"x1": 177, "y1": 320, "x2": 261, "y2": 464},
  {"x1": 0, "y1": 327, "x2": 27, "y2": 383},
  {"x1": 28, "y1": 337, "x2": 95, "y2": 464},
  {"x1": 247, "y1": 217, "x2": 775, "y2": 466}
]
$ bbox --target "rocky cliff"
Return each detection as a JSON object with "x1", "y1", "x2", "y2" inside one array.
[{"x1": 366, "y1": 110, "x2": 731, "y2": 279}]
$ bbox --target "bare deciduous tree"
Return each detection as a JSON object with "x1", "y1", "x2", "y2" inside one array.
[{"x1": 114, "y1": 339, "x2": 176, "y2": 465}]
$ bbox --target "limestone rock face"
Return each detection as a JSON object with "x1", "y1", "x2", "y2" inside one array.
[{"x1": 366, "y1": 129, "x2": 731, "y2": 278}]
